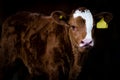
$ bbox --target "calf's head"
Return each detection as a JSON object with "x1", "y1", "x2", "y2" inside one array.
[
  {"x1": 68, "y1": 7, "x2": 94, "y2": 52},
  {"x1": 68, "y1": 7, "x2": 113, "y2": 51}
]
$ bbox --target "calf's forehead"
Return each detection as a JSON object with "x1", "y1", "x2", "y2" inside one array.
[
  {"x1": 73, "y1": 9, "x2": 93, "y2": 27},
  {"x1": 72, "y1": 8, "x2": 94, "y2": 34}
]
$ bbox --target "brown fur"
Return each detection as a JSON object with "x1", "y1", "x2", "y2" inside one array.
[
  {"x1": 0, "y1": 7, "x2": 113, "y2": 80},
  {"x1": 0, "y1": 11, "x2": 72, "y2": 80}
]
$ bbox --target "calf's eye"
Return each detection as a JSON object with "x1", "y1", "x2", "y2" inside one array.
[{"x1": 71, "y1": 25, "x2": 77, "y2": 31}]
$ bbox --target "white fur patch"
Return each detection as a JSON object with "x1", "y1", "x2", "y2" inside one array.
[{"x1": 73, "y1": 9, "x2": 94, "y2": 47}]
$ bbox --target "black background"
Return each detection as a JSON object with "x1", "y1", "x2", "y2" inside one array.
[{"x1": 0, "y1": 0, "x2": 120, "y2": 80}]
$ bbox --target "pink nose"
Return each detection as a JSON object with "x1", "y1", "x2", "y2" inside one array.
[{"x1": 79, "y1": 39, "x2": 94, "y2": 47}]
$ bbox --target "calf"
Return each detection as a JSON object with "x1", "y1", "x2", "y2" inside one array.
[{"x1": 0, "y1": 7, "x2": 113, "y2": 80}]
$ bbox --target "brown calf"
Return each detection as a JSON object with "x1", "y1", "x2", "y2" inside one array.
[{"x1": 0, "y1": 7, "x2": 113, "y2": 80}]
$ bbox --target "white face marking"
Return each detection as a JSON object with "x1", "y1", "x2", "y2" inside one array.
[{"x1": 73, "y1": 9, "x2": 94, "y2": 47}]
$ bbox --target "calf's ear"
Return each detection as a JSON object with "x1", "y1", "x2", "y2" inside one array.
[
  {"x1": 94, "y1": 12, "x2": 113, "y2": 29},
  {"x1": 51, "y1": 11, "x2": 68, "y2": 25}
]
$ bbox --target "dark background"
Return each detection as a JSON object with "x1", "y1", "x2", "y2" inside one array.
[{"x1": 0, "y1": 0, "x2": 120, "y2": 80}]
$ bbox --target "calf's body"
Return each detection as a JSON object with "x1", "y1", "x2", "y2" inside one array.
[{"x1": 0, "y1": 7, "x2": 113, "y2": 80}]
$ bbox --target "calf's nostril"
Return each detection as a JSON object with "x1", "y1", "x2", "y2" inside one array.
[
  {"x1": 89, "y1": 41, "x2": 92, "y2": 44},
  {"x1": 81, "y1": 40, "x2": 84, "y2": 44}
]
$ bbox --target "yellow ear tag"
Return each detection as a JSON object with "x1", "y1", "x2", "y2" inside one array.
[
  {"x1": 96, "y1": 18, "x2": 108, "y2": 29},
  {"x1": 59, "y1": 15, "x2": 63, "y2": 19}
]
